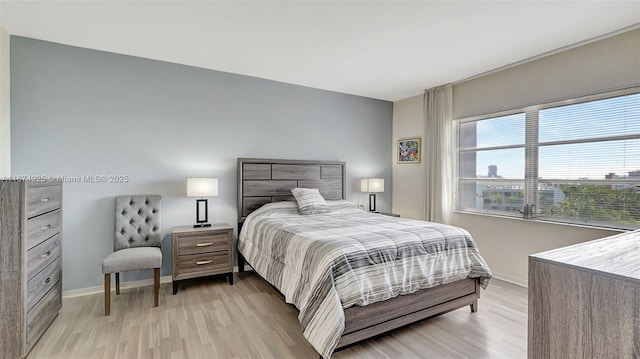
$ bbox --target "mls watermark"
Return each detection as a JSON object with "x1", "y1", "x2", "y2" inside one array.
[{"x1": 3, "y1": 175, "x2": 130, "y2": 183}]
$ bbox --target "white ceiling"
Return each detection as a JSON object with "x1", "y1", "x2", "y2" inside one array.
[{"x1": 1, "y1": 1, "x2": 639, "y2": 101}]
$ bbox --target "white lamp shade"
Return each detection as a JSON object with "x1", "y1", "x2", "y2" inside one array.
[
  {"x1": 187, "y1": 178, "x2": 218, "y2": 197},
  {"x1": 361, "y1": 178, "x2": 384, "y2": 193}
]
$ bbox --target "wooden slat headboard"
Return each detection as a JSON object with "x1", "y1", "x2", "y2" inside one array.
[{"x1": 237, "y1": 158, "x2": 346, "y2": 224}]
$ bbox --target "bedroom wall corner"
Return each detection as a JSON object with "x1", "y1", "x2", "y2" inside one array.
[
  {"x1": 0, "y1": 27, "x2": 10, "y2": 177},
  {"x1": 392, "y1": 94, "x2": 426, "y2": 220}
]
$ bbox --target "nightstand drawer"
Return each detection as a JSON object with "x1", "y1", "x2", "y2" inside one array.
[
  {"x1": 177, "y1": 252, "x2": 231, "y2": 276},
  {"x1": 172, "y1": 224, "x2": 234, "y2": 293},
  {"x1": 177, "y1": 233, "x2": 229, "y2": 255}
]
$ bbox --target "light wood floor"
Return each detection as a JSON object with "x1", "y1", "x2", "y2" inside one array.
[{"x1": 28, "y1": 272, "x2": 527, "y2": 358}]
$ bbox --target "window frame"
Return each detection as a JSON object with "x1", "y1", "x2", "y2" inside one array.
[{"x1": 454, "y1": 86, "x2": 640, "y2": 230}]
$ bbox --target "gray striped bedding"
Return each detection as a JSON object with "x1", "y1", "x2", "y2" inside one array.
[{"x1": 238, "y1": 200, "x2": 492, "y2": 358}]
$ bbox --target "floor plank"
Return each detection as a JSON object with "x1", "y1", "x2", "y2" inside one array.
[{"x1": 28, "y1": 273, "x2": 527, "y2": 358}]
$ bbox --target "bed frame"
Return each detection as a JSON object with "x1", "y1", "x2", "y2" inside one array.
[{"x1": 236, "y1": 158, "x2": 480, "y2": 355}]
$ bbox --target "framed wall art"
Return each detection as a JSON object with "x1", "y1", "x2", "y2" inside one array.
[{"x1": 397, "y1": 137, "x2": 421, "y2": 164}]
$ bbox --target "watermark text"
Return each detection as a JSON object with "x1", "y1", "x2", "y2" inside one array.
[{"x1": 2, "y1": 175, "x2": 130, "y2": 183}]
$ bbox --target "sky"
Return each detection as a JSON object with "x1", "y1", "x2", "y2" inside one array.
[{"x1": 464, "y1": 93, "x2": 640, "y2": 180}]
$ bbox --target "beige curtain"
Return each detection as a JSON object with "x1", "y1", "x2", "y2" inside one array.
[{"x1": 423, "y1": 85, "x2": 453, "y2": 224}]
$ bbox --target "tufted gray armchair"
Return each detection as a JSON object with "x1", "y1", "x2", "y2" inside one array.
[{"x1": 101, "y1": 195, "x2": 162, "y2": 316}]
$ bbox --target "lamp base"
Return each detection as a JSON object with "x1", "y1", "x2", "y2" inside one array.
[
  {"x1": 369, "y1": 193, "x2": 377, "y2": 212},
  {"x1": 194, "y1": 198, "x2": 211, "y2": 228}
]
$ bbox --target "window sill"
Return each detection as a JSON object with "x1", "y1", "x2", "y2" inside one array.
[{"x1": 453, "y1": 210, "x2": 631, "y2": 233}]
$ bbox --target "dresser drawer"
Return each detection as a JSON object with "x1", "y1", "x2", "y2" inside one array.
[
  {"x1": 26, "y1": 185, "x2": 62, "y2": 218},
  {"x1": 26, "y1": 210, "x2": 61, "y2": 250},
  {"x1": 26, "y1": 283, "x2": 62, "y2": 351},
  {"x1": 0, "y1": 180, "x2": 62, "y2": 359},
  {"x1": 177, "y1": 233, "x2": 229, "y2": 255},
  {"x1": 177, "y1": 252, "x2": 230, "y2": 276},
  {"x1": 27, "y1": 233, "x2": 61, "y2": 280},
  {"x1": 26, "y1": 258, "x2": 61, "y2": 311}
]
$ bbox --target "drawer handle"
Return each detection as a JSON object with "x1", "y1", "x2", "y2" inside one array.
[
  {"x1": 41, "y1": 224, "x2": 52, "y2": 230},
  {"x1": 41, "y1": 197, "x2": 51, "y2": 203},
  {"x1": 196, "y1": 260, "x2": 212, "y2": 265},
  {"x1": 40, "y1": 251, "x2": 51, "y2": 259},
  {"x1": 45, "y1": 277, "x2": 51, "y2": 284},
  {"x1": 196, "y1": 242, "x2": 213, "y2": 247}
]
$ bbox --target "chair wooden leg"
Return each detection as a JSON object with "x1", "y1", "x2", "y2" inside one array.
[
  {"x1": 153, "y1": 268, "x2": 160, "y2": 307},
  {"x1": 104, "y1": 273, "x2": 111, "y2": 316},
  {"x1": 115, "y1": 272, "x2": 120, "y2": 295}
]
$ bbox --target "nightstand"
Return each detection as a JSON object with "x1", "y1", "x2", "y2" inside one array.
[
  {"x1": 379, "y1": 212, "x2": 400, "y2": 217},
  {"x1": 172, "y1": 223, "x2": 234, "y2": 294}
]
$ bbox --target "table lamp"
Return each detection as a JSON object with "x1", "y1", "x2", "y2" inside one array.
[
  {"x1": 187, "y1": 177, "x2": 218, "y2": 227},
  {"x1": 361, "y1": 178, "x2": 384, "y2": 212}
]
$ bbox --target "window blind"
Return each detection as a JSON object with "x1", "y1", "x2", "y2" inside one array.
[
  {"x1": 536, "y1": 93, "x2": 640, "y2": 227},
  {"x1": 457, "y1": 89, "x2": 640, "y2": 229},
  {"x1": 458, "y1": 113, "x2": 526, "y2": 216}
]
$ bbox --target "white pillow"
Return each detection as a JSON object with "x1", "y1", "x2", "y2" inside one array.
[{"x1": 290, "y1": 188, "x2": 331, "y2": 215}]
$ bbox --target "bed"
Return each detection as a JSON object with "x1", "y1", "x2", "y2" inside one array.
[{"x1": 236, "y1": 158, "x2": 492, "y2": 358}]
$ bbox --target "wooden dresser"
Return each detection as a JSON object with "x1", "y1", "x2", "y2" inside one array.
[
  {"x1": 528, "y1": 230, "x2": 640, "y2": 358},
  {"x1": 171, "y1": 224, "x2": 234, "y2": 294},
  {"x1": 0, "y1": 180, "x2": 63, "y2": 359}
]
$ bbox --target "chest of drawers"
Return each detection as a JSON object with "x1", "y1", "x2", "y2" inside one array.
[
  {"x1": 528, "y1": 230, "x2": 640, "y2": 358},
  {"x1": 171, "y1": 224, "x2": 234, "y2": 294},
  {"x1": 0, "y1": 180, "x2": 63, "y2": 359}
]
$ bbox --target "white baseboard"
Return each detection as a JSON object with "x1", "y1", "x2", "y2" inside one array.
[
  {"x1": 492, "y1": 272, "x2": 528, "y2": 288},
  {"x1": 62, "y1": 266, "x2": 253, "y2": 299},
  {"x1": 63, "y1": 275, "x2": 173, "y2": 299},
  {"x1": 64, "y1": 267, "x2": 517, "y2": 299}
]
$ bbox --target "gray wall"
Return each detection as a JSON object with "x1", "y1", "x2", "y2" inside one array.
[{"x1": 11, "y1": 36, "x2": 393, "y2": 291}]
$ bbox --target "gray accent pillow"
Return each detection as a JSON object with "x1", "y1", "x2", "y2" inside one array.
[{"x1": 290, "y1": 187, "x2": 331, "y2": 215}]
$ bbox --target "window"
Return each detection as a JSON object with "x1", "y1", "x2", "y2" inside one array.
[{"x1": 457, "y1": 89, "x2": 640, "y2": 229}]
